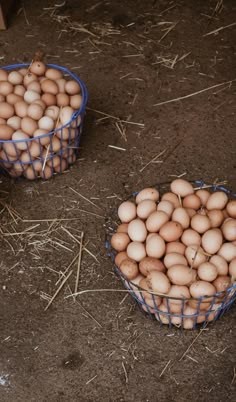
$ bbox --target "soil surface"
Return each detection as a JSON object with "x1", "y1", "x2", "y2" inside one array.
[{"x1": 0, "y1": 1, "x2": 236, "y2": 401}]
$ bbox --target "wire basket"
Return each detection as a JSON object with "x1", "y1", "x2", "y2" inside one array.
[
  {"x1": 106, "y1": 180, "x2": 236, "y2": 329},
  {"x1": 0, "y1": 63, "x2": 88, "y2": 180}
]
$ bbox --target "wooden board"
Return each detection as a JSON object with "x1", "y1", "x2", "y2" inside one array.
[{"x1": 0, "y1": 0, "x2": 15, "y2": 30}]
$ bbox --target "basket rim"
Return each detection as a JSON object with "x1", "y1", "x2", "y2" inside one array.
[
  {"x1": 0, "y1": 63, "x2": 88, "y2": 143},
  {"x1": 108, "y1": 180, "x2": 236, "y2": 302}
]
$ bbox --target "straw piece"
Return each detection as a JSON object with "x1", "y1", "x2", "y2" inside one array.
[
  {"x1": 153, "y1": 79, "x2": 236, "y2": 107},
  {"x1": 86, "y1": 107, "x2": 145, "y2": 127},
  {"x1": 74, "y1": 232, "x2": 84, "y2": 299},
  {"x1": 69, "y1": 187, "x2": 102, "y2": 210},
  {"x1": 44, "y1": 270, "x2": 73, "y2": 311},
  {"x1": 139, "y1": 149, "x2": 166, "y2": 173},
  {"x1": 122, "y1": 362, "x2": 128, "y2": 384},
  {"x1": 203, "y1": 21, "x2": 236, "y2": 37},
  {"x1": 159, "y1": 360, "x2": 171, "y2": 378},
  {"x1": 179, "y1": 328, "x2": 208, "y2": 361}
]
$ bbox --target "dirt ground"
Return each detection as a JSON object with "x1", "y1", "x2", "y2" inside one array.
[{"x1": 0, "y1": 0, "x2": 236, "y2": 401}]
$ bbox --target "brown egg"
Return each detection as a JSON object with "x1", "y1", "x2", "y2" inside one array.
[
  {"x1": 164, "y1": 253, "x2": 188, "y2": 269},
  {"x1": 0, "y1": 124, "x2": 14, "y2": 140},
  {"x1": 116, "y1": 223, "x2": 129, "y2": 233},
  {"x1": 24, "y1": 166, "x2": 37, "y2": 180},
  {"x1": 166, "y1": 285, "x2": 190, "y2": 305},
  {"x1": 8, "y1": 71, "x2": 23, "y2": 85},
  {"x1": 190, "y1": 281, "x2": 216, "y2": 299},
  {"x1": 54, "y1": 158, "x2": 68, "y2": 173},
  {"x1": 18, "y1": 68, "x2": 28, "y2": 76},
  {"x1": 23, "y1": 72, "x2": 37, "y2": 87},
  {"x1": 56, "y1": 93, "x2": 70, "y2": 107},
  {"x1": 59, "y1": 106, "x2": 75, "y2": 126},
  {"x1": 27, "y1": 80, "x2": 41, "y2": 94},
  {"x1": 159, "y1": 221, "x2": 183, "y2": 242},
  {"x1": 6, "y1": 93, "x2": 23, "y2": 105},
  {"x1": 172, "y1": 207, "x2": 190, "y2": 229},
  {"x1": 47, "y1": 155, "x2": 61, "y2": 168},
  {"x1": 202, "y1": 227, "x2": 224, "y2": 254},
  {"x1": 119, "y1": 258, "x2": 139, "y2": 280},
  {"x1": 191, "y1": 214, "x2": 211, "y2": 234},
  {"x1": 111, "y1": 232, "x2": 130, "y2": 251},
  {"x1": 128, "y1": 219, "x2": 147, "y2": 242},
  {"x1": 210, "y1": 255, "x2": 228, "y2": 276},
  {"x1": 213, "y1": 275, "x2": 231, "y2": 293},
  {"x1": 41, "y1": 93, "x2": 57, "y2": 107},
  {"x1": 161, "y1": 192, "x2": 180, "y2": 208},
  {"x1": 56, "y1": 78, "x2": 66, "y2": 92},
  {"x1": 146, "y1": 234, "x2": 166, "y2": 259},
  {"x1": 32, "y1": 160, "x2": 43, "y2": 171},
  {"x1": 3, "y1": 141, "x2": 20, "y2": 158},
  {"x1": 182, "y1": 194, "x2": 201, "y2": 210},
  {"x1": 127, "y1": 241, "x2": 146, "y2": 262},
  {"x1": 229, "y1": 258, "x2": 236, "y2": 279},
  {"x1": 167, "y1": 265, "x2": 194, "y2": 286},
  {"x1": 29, "y1": 141, "x2": 41, "y2": 158},
  {"x1": 0, "y1": 102, "x2": 14, "y2": 119},
  {"x1": 49, "y1": 136, "x2": 61, "y2": 153},
  {"x1": 33, "y1": 99, "x2": 47, "y2": 110},
  {"x1": 139, "y1": 257, "x2": 165, "y2": 276},
  {"x1": 0, "y1": 69, "x2": 8, "y2": 81},
  {"x1": 137, "y1": 199, "x2": 157, "y2": 219},
  {"x1": 38, "y1": 116, "x2": 54, "y2": 131},
  {"x1": 221, "y1": 219, "x2": 236, "y2": 241},
  {"x1": 207, "y1": 209, "x2": 224, "y2": 228},
  {"x1": 146, "y1": 211, "x2": 169, "y2": 232},
  {"x1": 41, "y1": 79, "x2": 59, "y2": 95},
  {"x1": 185, "y1": 244, "x2": 207, "y2": 268},
  {"x1": 195, "y1": 189, "x2": 211, "y2": 206},
  {"x1": 136, "y1": 187, "x2": 159, "y2": 204},
  {"x1": 114, "y1": 251, "x2": 128, "y2": 268},
  {"x1": 118, "y1": 201, "x2": 137, "y2": 223},
  {"x1": 15, "y1": 101, "x2": 28, "y2": 118},
  {"x1": 45, "y1": 105, "x2": 60, "y2": 121},
  {"x1": 198, "y1": 262, "x2": 218, "y2": 282},
  {"x1": 14, "y1": 84, "x2": 26, "y2": 97},
  {"x1": 0, "y1": 117, "x2": 6, "y2": 124},
  {"x1": 186, "y1": 208, "x2": 197, "y2": 218},
  {"x1": 218, "y1": 243, "x2": 236, "y2": 262},
  {"x1": 226, "y1": 200, "x2": 236, "y2": 218},
  {"x1": 181, "y1": 228, "x2": 201, "y2": 246},
  {"x1": 165, "y1": 241, "x2": 186, "y2": 255},
  {"x1": 20, "y1": 151, "x2": 31, "y2": 163},
  {"x1": 27, "y1": 103, "x2": 44, "y2": 120},
  {"x1": 157, "y1": 200, "x2": 174, "y2": 217},
  {"x1": 24, "y1": 90, "x2": 41, "y2": 103},
  {"x1": 147, "y1": 271, "x2": 171, "y2": 294},
  {"x1": 33, "y1": 129, "x2": 50, "y2": 146},
  {"x1": 65, "y1": 80, "x2": 81, "y2": 95},
  {"x1": 21, "y1": 117, "x2": 38, "y2": 136},
  {"x1": 45, "y1": 68, "x2": 63, "y2": 80},
  {"x1": 0, "y1": 81, "x2": 14, "y2": 96},
  {"x1": 206, "y1": 191, "x2": 228, "y2": 210},
  {"x1": 30, "y1": 61, "x2": 46, "y2": 76},
  {"x1": 12, "y1": 131, "x2": 30, "y2": 150},
  {"x1": 7, "y1": 116, "x2": 21, "y2": 130},
  {"x1": 70, "y1": 94, "x2": 82, "y2": 109},
  {"x1": 170, "y1": 179, "x2": 194, "y2": 197}
]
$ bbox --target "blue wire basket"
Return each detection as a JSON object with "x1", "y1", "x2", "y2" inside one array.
[
  {"x1": 106, "y1": 180, "x2": 236, "y2": 330},
  {"x1": 0, "y1": 63, "x2": 88, "y2": 180}
]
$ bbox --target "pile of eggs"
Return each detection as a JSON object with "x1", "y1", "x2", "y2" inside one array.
[
  {"x1": 111, "y1": 179, "x2": 236, "y2": 328},
  {"x1": 0, "y1": 61, "x2": 84, "y2": 179}
]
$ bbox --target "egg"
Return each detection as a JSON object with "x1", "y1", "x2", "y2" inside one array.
[
  {"x1": 206, "y1": 191, "x2": 228, "y2": 210},
  {"x1": 186, "y1": 208, "x2": 197, "y2": 218},
  {"x1": 70, "y1": 94, "x2": 83, "y2": 109},
  {"x1": 116, "y1": 223, "x2": 129, "y2": 233},
  {"x1": 221, "y1": 219, "x2": 236, "y2": 241},
  {"x1": 114, "y1": 251, "x2": 128, "y2": 267},
  {"x1": 65, "y1": 80, "x2": 81, "y2": 95},
  {"x1": 182, "y1": 194, "x2": 201, "y2": 210},
  {"x1": 165, "y1": 241, "x2": 186, "y2": 255},
  {"x1": 41, "y1": 93, "x2": 57, "y2": 106},
  {"x1": 38, "y1": 116, "x2": 54, "y2": 131},
  {"x1": 111, "y1": 232, "x2": 130, "y2": 251},
  {"x1": 49, "y1": 136, "x2": 61, "y2": 153},
  {"x1": 12, "y1": 131, "x2": 30, "y2": 150},
  {"x1": 27, "y1": 103, "x2": 44, "y2": 120},
  {"x1": 154, "y1": 305, "x2": 170, "y2": 324},
  {"x1": 32, "y1": 160, "x2": 43, "y2": 171},
  {"x1": 137, "y1": 199, "x2": 156, "y2": 219},
  {"x1": 201, "y1": 229, "x2": 223, "y2": 254},
  {"x1": 29, "y1": 140, "x2": 42, "y2": 158},
  {"x1": 46, "y1": 155, "x2": 61, "y2": 168},
  {"x1": 0, "y1": 69, "x2": 8, "y2": 81},
  {"x1": 23, "y1": 72, "x2": 37, "y2": 86},
  {"x1": 15, "y1": 101, "x2": 28, "y2": 118},
  {"x1": 161, "y1": 192, "x2": 180, "y2": 208},
  {"x1": 128, "y1": 219, "x2": 147, "y2": 242},
  {"x1": 157, "y1": 200, "x2": 174, "y2": 217},
  {"x1": 119, "y1": 258, "x2": 139, "y2": 280},
  {"x1": 166, "y1": 285, "x2": 190, "y2": 305},
  {"x1": 8, "y1": 71, "x2": 23, "y2": 85},
  {"x1": 226, "y1": 200, "x2": 236, "y2": 218},
  {"x1": 218, "y1": 242, "x2": 236, "y2": 262},
  {"x1": 127, "y1": 241, "x2": 146, "y2": 261},
  {"x1": 40, "y1": 165, "x2": 54, "y2": 180},
  {"x1": 213, "y1": 275, "x2": 231, "y2": 293},
  {"x1": 0, "y1": 117, "x2": 6, "y2": 124},
  {"x1": 33, "y1": 99, "x2": 47, "y2": 110},
  {"x1": 27, "y1": 80, "x2": 41, "y2": 94},
  {"x1": 41, "y1": 79, "x2": 59, "y2": 95},
  {"x1": 0, "y1": 81, "x2": 14, "y2": 96},
  {"x1": 167, "y1": 265, "x2": 195, "y2": 286},
  {"x1": 54, "y1": 158, "x2": 67, "y2": 173},
  {"x1": 45, "y1": 68, "x2": 63, "y2": 80},
  {"x1": 59, "y1": 106, "x2": 75, "y2": 126},
  {"x1": 20, "y1": 151, "x2": 31, "y2": 163},
  {"x1": 56, "y1": 93, "x2": 70, "y2": 107},
  {"x1": 117, "y1": 201, "x2": 136, "y2": 222},
  {"x1": 139, "y1": 257, "x2": 165, "y2": 276},
  {"x1": 6, "y1": 93, "x2": 23, "y2": 105},
  {"x1": 147, "y1": 271, "x2": 171, "y2": 294},
  {"x1": 145, "y1": 211, "x2": 169, "y2": 232},
  {"x1": 198, "y1": 262, "x2": 218, "y2": 282},
  {"x1": 0, "y1": 102, "x2": 14, "y2": 119},
  {"x1": 181, "y1": 228, "x2": 201, "y2": 246},
  {"x1": 195, "y1": 189, "x2": 210, "y2": 206},
  {"x1": 190, "y1": 281, "x2": 216, "y2": 299},
  {"x1": 170, "y1": 178, "x2": 194, "y2": 197},
  {"x1": 18, "y1": 68, "x2": 28, "y2": 76},
  {"x1": 144, "y1": 294, "x2": 162, "y2": 309},
  {"x1": 172, "y1": 207, "x2": 190, "y2": 229},
  {"x1": 33, "y1": 129, "x2": 50, "y2": 146},
  {"x1": 159, "y1": 221, "x2": 183, "y2": 242},
  {"x1": 24, "y1": 166, "x2": 37, "y2": 180},
  {"x1": 229, "y1": 258, "x2": 236, "y2": 279},
  {"x1": 185, "y1": 244, "x2": 207, "y2": 268},
  {"x1": 45, "y1": 105, "x2": 60, "y2": 120},
  {"x1": 136, "y1": 187, "x2": 159, "y2": 204},
  {"x1": 191, "y1": 214, "x2": 211, "y2": 233},
  {"x1": 207, "y1": 209, "x2": 224, "y2": 228},
  {"x1": 14, "y1": 84, "x2": 26, "y2": 97},
  {"x1": 188, "y1": 298, "x2": 211, "y2": 311},
  {"x1": 3, "y1": 142, "x2": 19, "y2": 158},
  {"x1": 146, "y1": 234, "x2": 166, "y2": 259},
  {"x1": 24, "y1": 90, "x2": 41, "y2": 104},
  {"x1": 20, "y1": 117, "x2": 38, "y2": 136},
  {"x1": 30, "y1": 61, "x2": 46, "y2": 76},
  {"x1": 56, "y1": 78, "x2": 66, "y2": 92},
  {"x1": 0, "y1": 124, "x2": 14, "y2": 140},
  {"x1": 210, "y1": 255, "x2": 228, "y2": 276},
  {"x1": 164, "y1": 253, "x2": 188, "y2": 268}
]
